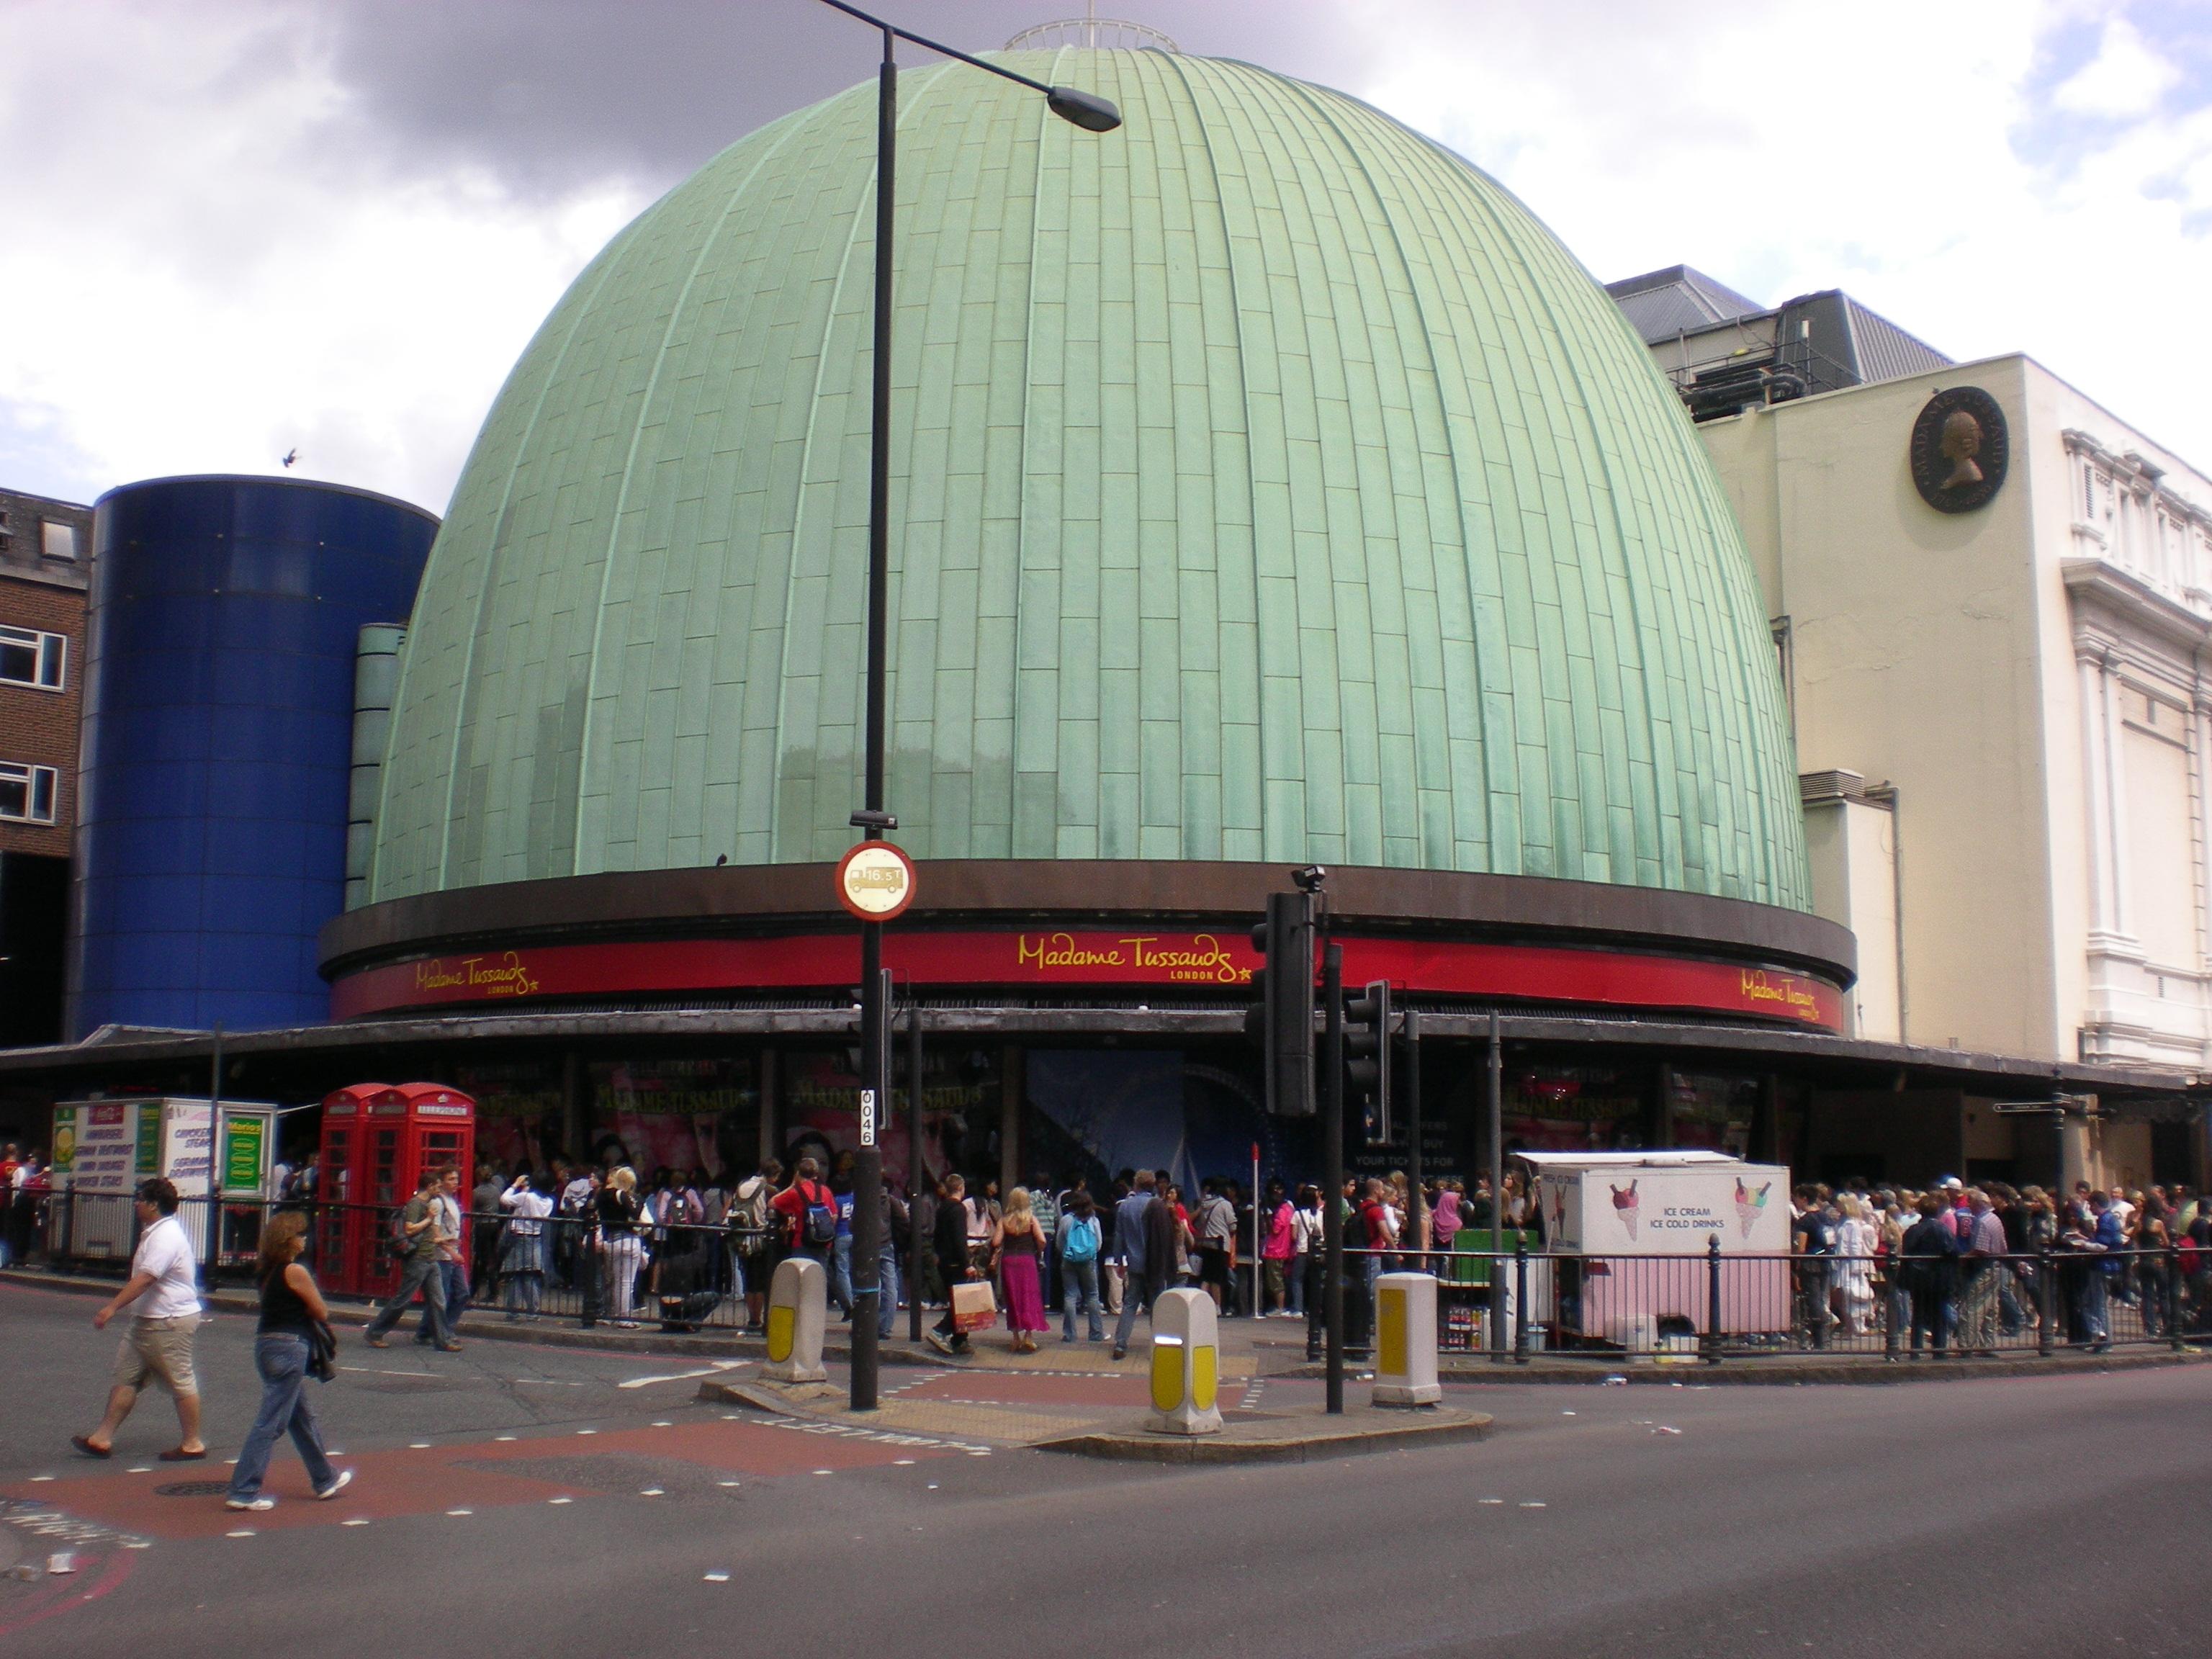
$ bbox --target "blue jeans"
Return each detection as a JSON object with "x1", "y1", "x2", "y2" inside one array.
[
  {"x1": 1061, "y1": 1257, "x2": 1104, "y2": 1341},
  {"x1": 1112, "y1": 1269, "x2": 1157, "y2": 1352},
  {"x1": 832, "y1": 1235, "x2": 855, "y2": 1318},
  {"x1": 2082, "y1": 1269, "x2": 2110, "y2": 1342},
  {"x1": 227, "y1": 1334, "x2": 335, "y2": 1501},
  {"x1": 364, "y1": 1253, "x2": 447, "y2": 1344},
  {"x1": 876, "y1": 1246, "x2": 901, "y2": 1339},
  {"x1": 415, "y1": 1259, "x2": 467, "y2": 1341}
]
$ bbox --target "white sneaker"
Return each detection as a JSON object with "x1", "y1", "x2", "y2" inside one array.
[
  {"x1": 224, "y1": 1496, "x2": 274, "y2": 1511},
  {"x1": 315, "y1": 1469, "x2": 354, "y2": 1501}
]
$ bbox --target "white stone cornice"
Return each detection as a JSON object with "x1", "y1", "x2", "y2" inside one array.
[
  {"x1": 2064, "y1": 557, "x2": 2212, "y2": 655},
  {"x1": 2064, "y1": 429, "x2": 2212, "y2": 535}
]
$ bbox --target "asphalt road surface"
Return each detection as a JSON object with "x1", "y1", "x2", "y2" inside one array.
[{"x1": 6, "y1": 1277, "x2": 2208, "y2": 1658}]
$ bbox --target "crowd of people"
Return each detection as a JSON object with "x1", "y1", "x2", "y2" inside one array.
[
  {"x1": 23, "y1": 1136, "x2": 2212, "y2": 1362},
  {"x1": 1783, "y1": 1177, "x2": 2212, "y2": 1354},
  {"x1": 0, "y1": 1141, "x2": 53, "y2": 1268}
]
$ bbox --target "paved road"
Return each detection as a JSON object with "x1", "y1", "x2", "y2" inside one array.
[{"x1": 6, "y1": 1278, "x2": 2207, "y2": 1657}]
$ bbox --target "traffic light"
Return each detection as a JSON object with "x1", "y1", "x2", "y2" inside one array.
[
  {"x1": 1344, "y1": 979, "x2": 1392, "y2": 1143},
  {"x1": 1248, "y1": 889, "x2": 1316, "y2": 1115}
]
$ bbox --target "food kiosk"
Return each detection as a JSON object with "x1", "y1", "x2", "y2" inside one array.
[
  {"x1": 50, "y1": 1097, "x2": 277, "y2": 1264},
  {"x1": 1518, "y1": 1150, "x2": 1792, "y2": 1348}
]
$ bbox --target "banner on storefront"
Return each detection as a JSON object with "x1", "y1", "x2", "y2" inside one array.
[{"x1": 332, "y1": 927, "x2": 1843, "y2": 1031}]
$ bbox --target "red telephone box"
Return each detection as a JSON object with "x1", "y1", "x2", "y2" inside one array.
[{"x1": 316, "y1": 1082, "x2": 475, "y2": 1298}]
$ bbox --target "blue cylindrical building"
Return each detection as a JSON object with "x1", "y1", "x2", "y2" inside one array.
[{"x1": 71, "y1": 476, "x2": 436, "y2": 1035}]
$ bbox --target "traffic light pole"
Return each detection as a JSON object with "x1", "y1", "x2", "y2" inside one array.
[
  {"x1": 1404, "y1": 1007, "x2": 1422, "y2": 1262},
  {"x1": 1488, "y1": 1009, "x2": 1504, "y2": 1362},
  {"x1": 1322, "y1": 940, "x2": 1345, "y2": 1415}
]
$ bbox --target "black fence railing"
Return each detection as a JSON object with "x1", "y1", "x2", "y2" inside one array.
[
  {"x1": 14, "y1": 1193, "x2": 2208, "y2": 1361},
  {"x1": 1316, "y1": 1241, "x2": 2206, "y2": 1361},
  {"x1": 17, "y1": 1191, "x2": 798, "y2": 1335}
]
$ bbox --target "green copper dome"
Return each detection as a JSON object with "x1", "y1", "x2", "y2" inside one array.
[{"x1": 367, "y1": 47, "x2": 1808, "y2": 909}]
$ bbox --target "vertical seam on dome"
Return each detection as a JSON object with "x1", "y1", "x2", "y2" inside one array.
[
  {"x1": 1005, "y1": 43, "x2": 1073, "y2": 860},
  {"x1": 1281, "y1": 77, "x2": 1495, "y2": 875},
  {"x1": 572, "y1": 120, "x2": 806, "y2": 876},
  {"x1": 422, "y1": 235, "x2": 634, "y2": 894},
  {"x1": 1372, "y1": 97, "x2": 1683, "y2": 894},
  {"x1": 766, "y1": 65, "x2": 957, "y2": 862},
  {"x1": 1156, "y1": 51, "x2": 1264, "y2": 865}
]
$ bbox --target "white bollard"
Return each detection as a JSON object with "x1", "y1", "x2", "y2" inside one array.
[
  {"x1": 1372, "y1": 1272, "x2": 1442, "y2": 1407},
  {"x1": 762, "y1": 1255, "x2": 828, "y2": 1383},
  {"x1": 1146, "y1": 1287, "x2": 1224, "y2": 1434}
]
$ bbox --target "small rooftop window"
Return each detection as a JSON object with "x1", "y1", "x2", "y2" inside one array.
[{"x1": 41, "y1": 520, "x2": 78, "y2": 561}]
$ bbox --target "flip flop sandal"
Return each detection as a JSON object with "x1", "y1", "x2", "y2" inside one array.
[
  {"x1": 158, "y1": 1447, "x2": 209, "y2": 1462},
  {"x1": 70, "y1": 1435, "x2": 112, "y2": 1460}
]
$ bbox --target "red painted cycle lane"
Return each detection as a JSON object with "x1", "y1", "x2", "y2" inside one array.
[{"x1": 1, "y1": 1418, "x2": 953, "y2": 1542}]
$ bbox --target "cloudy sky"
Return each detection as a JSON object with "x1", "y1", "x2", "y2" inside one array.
[{"x1": 3, "y1": 0, "x2": 2207, "y2": 514}]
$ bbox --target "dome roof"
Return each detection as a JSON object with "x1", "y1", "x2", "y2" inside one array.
[{"x1": 368, "y1": 48, "x2": 1807, "y2": 909}]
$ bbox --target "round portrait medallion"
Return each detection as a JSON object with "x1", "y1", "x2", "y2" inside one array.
[{"x1": 1910, "y1": 386, "x2": 2009, "y2": 513}]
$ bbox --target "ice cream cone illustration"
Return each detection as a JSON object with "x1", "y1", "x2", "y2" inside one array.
[
  {"x1": 1610, "y1": 1179, "x2": 1640, "y2": 1240},
  {"x1": 1734, "y1": 1178, "x2": 1771, "y2": 1240}
]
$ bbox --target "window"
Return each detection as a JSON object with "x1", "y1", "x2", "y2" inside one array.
[
  {"x1": 40, "y1": 520, "x2": 78, "y2": 561},
  {"x1": 0, "y1": 624, "x2": 65, "y2": 690},
  {"x1": 0, "y1": 763, "x2": 58, "y2": 824}
]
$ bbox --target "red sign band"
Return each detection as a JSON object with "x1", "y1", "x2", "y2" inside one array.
[{"x1": 329, "y1": 928, "x2": 1842, "y2": 1030}]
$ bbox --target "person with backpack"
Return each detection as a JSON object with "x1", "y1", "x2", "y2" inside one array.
[
  {"x1": 1057, "y1": 1190, "x2": 1105, "y2": 1342},
  {"x1": 771, "y1": 1156, "x2": 837, "y2": 1271},
  {"x1": 364, "y1": 1169, "x2": 458, "y2": 1352},
  {"x1": 730, "y1": 1157, "x2": 781, "y2": 1331}
]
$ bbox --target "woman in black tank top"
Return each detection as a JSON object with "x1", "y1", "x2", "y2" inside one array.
[{"x1": 224, "y1": 1212, "x2": 353, "y2": 1511}]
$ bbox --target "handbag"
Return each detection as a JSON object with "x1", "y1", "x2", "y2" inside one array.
[
  {"x1": 307, "y1": 1318, "x2": 338, "y2": 1383},
  {"x1": 950, "y1": 1278, "x2": 999, "y2": 1334}
]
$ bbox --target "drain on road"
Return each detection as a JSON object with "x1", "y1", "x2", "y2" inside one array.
[{"x1": 154, "y1": 1481, "x2": 231, "y2": 1498}]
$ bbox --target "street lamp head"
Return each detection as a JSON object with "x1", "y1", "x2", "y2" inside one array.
[{"x1": 1046, "y1": 86, "x2": 1122, "y2": 132}]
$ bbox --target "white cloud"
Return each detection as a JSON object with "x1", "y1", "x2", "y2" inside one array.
[
  {"x1": 1352, "y1": 0, "x2": 2212, "y2": 477},
  {"x1": 0, "y1": 0, "x2": 647, "y2": 513},
  {"x1": 2052, "y1": 16, "x2": 2180, "y2": 117},
  {"x1": 1, "y1": 0, "x2": 2207, "y2": 513}
]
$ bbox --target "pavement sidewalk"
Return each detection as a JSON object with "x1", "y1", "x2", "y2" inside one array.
[{"x1": 11, "y1": 1267, "x2": 2204, "y2": 1383}]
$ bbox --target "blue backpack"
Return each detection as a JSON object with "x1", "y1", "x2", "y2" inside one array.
[{"x1": 1062, "y1": 1215, "x2": 1100, "y2": 1264}]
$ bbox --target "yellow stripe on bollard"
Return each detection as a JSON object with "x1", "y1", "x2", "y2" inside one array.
[
  {"x1": 1151, "y1": 1335, "x2": 1184, "y2": 1413},
  {"x1": 766, "y1": 1303, "x2": 794, "y2": 1364},
  {"x1": 1378, "y1": 1284, "x2": 1407, "y2": 1377},
  {"x1": 1192, "y1": 1344, "x2": 1217, "y2": 1413}
]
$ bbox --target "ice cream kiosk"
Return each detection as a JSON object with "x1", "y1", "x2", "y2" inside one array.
[
  {"x1": 316, "y1": 1082, "x2": 475, "y2": 1298},
  {"x1": 1519, "y1": 1151, "x2": 1792, "y2": 1348}
]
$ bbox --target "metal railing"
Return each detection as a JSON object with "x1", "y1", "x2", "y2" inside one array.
[
  {"x1": 1305, "y1": 1241, "x2": 2208, "y2": 1362},
  {"x1": 15, "y1": 1193, "x2": 2207, "y2": 1363},
  {"x1": 14, "y1": 1191, "x2": 834, "y2": 1335}
]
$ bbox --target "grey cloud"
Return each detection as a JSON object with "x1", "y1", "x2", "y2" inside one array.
[{"x1": 317, "y1": 0, "x2": 1398, "y2": 199}]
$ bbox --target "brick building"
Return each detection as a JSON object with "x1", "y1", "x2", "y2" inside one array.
[{"x1": 1, "y1": 485, "x2": 91, "y2": 1045}]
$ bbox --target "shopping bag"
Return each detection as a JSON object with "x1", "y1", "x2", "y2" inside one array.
[{"x1": 950, "y1": 1279, "x2": 999, "y2": 1334}]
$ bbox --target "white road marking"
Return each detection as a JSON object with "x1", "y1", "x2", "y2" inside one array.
[{"x1": 618, "y1": 1361, "x2": 746, "y2": 1390}]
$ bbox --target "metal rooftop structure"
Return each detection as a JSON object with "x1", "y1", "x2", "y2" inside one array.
[{"x1": 1606, "y1": 266, "x2": 1951, "y2": 422}]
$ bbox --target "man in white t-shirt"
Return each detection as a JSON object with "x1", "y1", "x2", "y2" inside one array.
[{"x1": 71, "y1": 1178, "x2": 207, "y2": 1461}]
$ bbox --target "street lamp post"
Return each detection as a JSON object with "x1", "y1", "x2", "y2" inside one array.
[{"x1": 815, "y1": 0, "x2": 1120, "y2": 1413}]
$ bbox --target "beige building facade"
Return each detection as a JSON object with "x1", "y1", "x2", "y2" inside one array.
[{"x1": 1693, "y1": 355, "x2": 2212, "y2": 1093}]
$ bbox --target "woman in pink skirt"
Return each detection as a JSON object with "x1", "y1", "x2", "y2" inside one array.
[{"x1": 992, "y1": 1187, "x2": 1050, "y2": 1353}]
